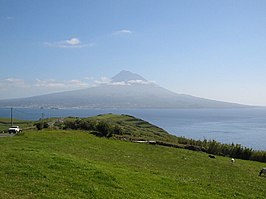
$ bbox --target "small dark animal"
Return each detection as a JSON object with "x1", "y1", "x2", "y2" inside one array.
[
  {"x1": 208, "y1": 155, "x2": 216, "y2": 159},
  {"x1": 259, "y1": 168, "x2": 266, "y2": 176}
]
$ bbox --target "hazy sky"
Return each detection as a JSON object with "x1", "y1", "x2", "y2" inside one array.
[{"x1": 1, "y1": 0, "x2": 266, "y2": 106}]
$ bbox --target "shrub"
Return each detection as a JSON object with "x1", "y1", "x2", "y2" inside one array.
[
  {"x1": 35, "y1": 121, "x2": 49, "y2": 130},
  {"x1": 96, "y1": 121, "x2": 112, "y2": 138}
]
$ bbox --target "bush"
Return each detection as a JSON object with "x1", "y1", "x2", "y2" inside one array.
[
  {"x1": 96, "y1": 121, "x2": 112, "y2": 138},
  {"x1": 35, "y1": 121, "x2": 49, "y2": 130},
  {"x1": 113, "y1": 125, "x2": 122, "y2": 135},
  {"x1": 172, "y1": 135, "x2": 266, "y2": 163},
  {"x1": 62, "y1": 119, "x2": 120, "y2": 138}
]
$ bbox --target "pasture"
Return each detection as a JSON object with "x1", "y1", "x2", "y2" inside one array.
[
  {"x1": 0, "y1": 130, "x2": 265, "y2": 198},
  {"x1": 0, "y1": 118, "x2": 34, "y2": 132}
]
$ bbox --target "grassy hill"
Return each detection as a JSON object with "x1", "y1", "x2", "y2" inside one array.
[
  {"x1": 53, "y1": 114, "x2": 266, "y2": 162},
  {"x1": 69, "y1": 113, "x2": 175, "y2": 141},
  {"x1": 0, "y1": 118, "x2": 265, "y2": 198}
]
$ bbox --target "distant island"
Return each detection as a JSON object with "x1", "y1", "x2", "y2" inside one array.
[{"x1": 0, "y1": 70, "x2": 248, "y2": 109}]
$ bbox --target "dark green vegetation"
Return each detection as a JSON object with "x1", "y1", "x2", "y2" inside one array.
[
  {"x1": 60, "y1": 114, "x2": 169, "y2": 140},
  {"x1": 0, "y1": 129, "x2": 265, "y2": 199}
]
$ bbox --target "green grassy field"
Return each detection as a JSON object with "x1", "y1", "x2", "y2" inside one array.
[
  {"x1": 0, "y1": 129, "x2": 265, "y2": 199},
  {"x1": 0, "y1": 118, "x2": 34, "y2": 132}
]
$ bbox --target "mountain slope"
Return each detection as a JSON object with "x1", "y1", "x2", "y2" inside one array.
[
  {"x1": 111, "y1": 70, "x2": 147, "y2": 82},
  {"x1": 0, "y1": 71, "x2": 247, "y2": 108}
]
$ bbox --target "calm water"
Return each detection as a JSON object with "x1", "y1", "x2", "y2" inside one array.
[{"x1": 1, "y1": 107, "x2": 266, "y2": 150}]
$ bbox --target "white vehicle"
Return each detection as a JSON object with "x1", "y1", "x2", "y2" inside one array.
[{"x1": 8, "y1": 126, "x2": 22, "y2": 134}]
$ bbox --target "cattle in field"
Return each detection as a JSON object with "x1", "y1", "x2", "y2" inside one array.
[
  {"x1": 208, "y1": 155, "x2": 216, "y2": 159},
  {"x1": 231, "y1": 158, "x2": 235, "y2": 163},
  {"x1": 259, "y1": 168, "x2": 266, "y2": 176}
]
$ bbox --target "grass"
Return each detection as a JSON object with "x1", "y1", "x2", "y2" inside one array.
[
  {"x1": 0, "y1": 129, "x2": 265, "y2": 199},
  {"x1": 0, "y1": 118, "x2": 34, "y2": 132},
  {"x1": 61, "y1": 114, "x2": 266, "y2": 163}
]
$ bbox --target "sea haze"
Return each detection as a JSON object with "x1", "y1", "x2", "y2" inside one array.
[{"x1": 1, "y1": 107, "x2": 265, "y2": 150}]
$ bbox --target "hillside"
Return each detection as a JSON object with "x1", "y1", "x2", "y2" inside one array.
[
  {"x1": 0, "y1": 71, "x2": 247, "y2": 108},
  {"x1": 0, "y1": 129, "x2": 265, "y2": 199},
  {"x1": 2, "y1": 114, "x2": 265, "y2": 162},
  {"x1": 64, "y1": 113, "x2": 175, "y2": 141},
  {"x1": 52, "y1": 114, "x2": 265, "y2": 163}
]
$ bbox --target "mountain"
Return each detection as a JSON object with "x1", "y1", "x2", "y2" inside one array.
[
  {"x1": 0, "y1": 71, "x2": 247, "y2": 108},
  {"x1": 112, "y1": 70, "x2": 147, "y2": 82}
]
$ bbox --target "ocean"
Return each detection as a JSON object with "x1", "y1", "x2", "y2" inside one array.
[{"x1": 1, "y1": 107, "x2": 266, "y2": 150}]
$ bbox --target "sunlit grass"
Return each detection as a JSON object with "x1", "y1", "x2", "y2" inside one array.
[{"x1": 0, "y1": 130, "x2": 265, "y2": 199}]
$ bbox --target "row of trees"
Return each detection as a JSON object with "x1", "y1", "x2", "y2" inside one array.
[{"x1": 176, "y1": 136, "x2": 266, "y2": 162}]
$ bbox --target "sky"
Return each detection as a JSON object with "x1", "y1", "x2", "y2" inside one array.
[{"x1": 1, "y1": 0, "x2": 266, "y2": 106}]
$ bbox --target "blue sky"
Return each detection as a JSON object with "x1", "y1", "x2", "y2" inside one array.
[{"x1": 1, "y1": 0, "x2": 266, "y2": 106}]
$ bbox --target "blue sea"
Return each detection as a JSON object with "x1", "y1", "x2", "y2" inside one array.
[{"x1": 1, "y1": 107, "x2": 266, "y2": 150}]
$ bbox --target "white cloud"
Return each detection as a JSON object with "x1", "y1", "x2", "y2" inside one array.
[
  {"x1": 0, "y1": 76, "x2": 156, "y2": 100},
  {"x1": 35, "y1": 79, "x2": 89, "y2": 89},
  {"x1": 68, "y1": 79, "x2": 89, "y2": 87},
  {"x1": 0, "y1": 77, "x2": 154, "y2": 92},
  {"x1": 112, "y1": 29, "x2": 132, "y2": 35},
  {"x1": 66, "y1": 38, "x2": 80, "y2": 45},
  {"x1": 93, "y1": 77, "x2": 155, "y2": 87},
  {"x1": 0, "y1": 77, "x2": 93, "y2": 99},
  {"x1": 111, "y1": 81, "x2": 127, "y2": 86},
  {"x1": 0, "y1": 78, "x2": 28, "y2": 89},
  {"x1": 6, "y1": 78, "x2": 24, "y2": 84},
  {"x1": 0, "y1": 78, "x2": 30, "y2": 99},
  {"x1": 35, "y1": 79, "x2": 66, "y2": 89},
  {"x1": 44, "y1": 37, "x2": 93, "y2": 48},
  {"x1": 94, "y1": 77, "x2": 112, "y2": 85},
  {"x1": 128, "y1": 80, "x2": 155, "y2": 85}
]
